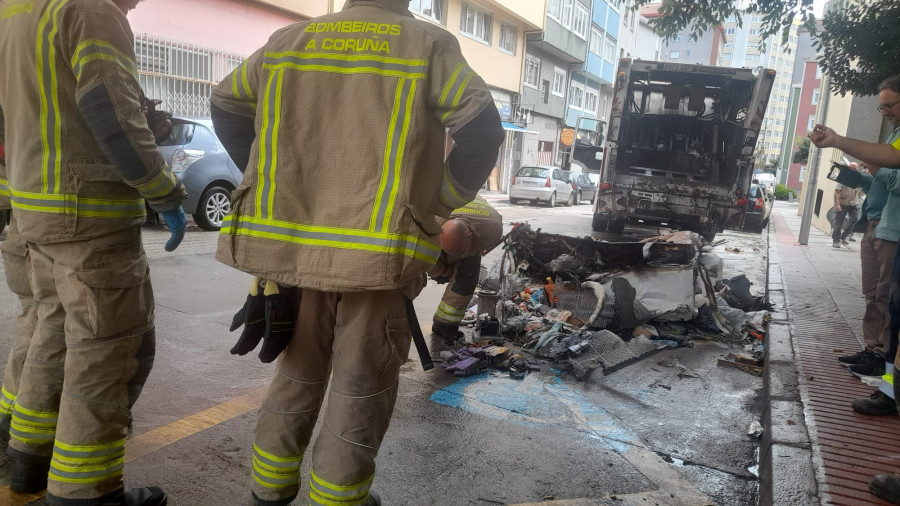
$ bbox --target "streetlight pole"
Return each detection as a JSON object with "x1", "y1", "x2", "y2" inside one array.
[{"x1": 798, "y1": 72, "x2": 830, "y2": 245}]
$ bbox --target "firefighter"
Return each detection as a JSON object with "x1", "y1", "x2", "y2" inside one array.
[
  {"x1": 0, "y1": 0, "x2": 187, "y2": 504},
  {"x1": 210, "y1": 0, "x2": 504, "y2": 504},
  {"x1": 430, "y1": 198, "x2": 504, "y2": 343}
]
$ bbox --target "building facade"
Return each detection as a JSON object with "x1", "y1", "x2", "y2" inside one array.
[{"x1": 778, "y1": 21, "x2": 819, "y2": 190}]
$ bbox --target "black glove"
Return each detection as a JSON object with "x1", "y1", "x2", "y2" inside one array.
[{"x1": 230, "y1": 278, "x2": 299, "y2": 363}]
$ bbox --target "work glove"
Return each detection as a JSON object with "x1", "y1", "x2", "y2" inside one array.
[
  {"x1": 229, "y1": 277, "x2": 299, "y2": 363},
  {"x1": 161, "y1": 206, "x2": 187, "y2": 252}
]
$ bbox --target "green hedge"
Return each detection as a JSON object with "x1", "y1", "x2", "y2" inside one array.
[{"x1": 774, "y1": 184, "x2": 796, "y2": 201}]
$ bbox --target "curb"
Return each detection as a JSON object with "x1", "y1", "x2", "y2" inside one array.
[{"x1": 760, "y1": 215, "x2": 821, "y2": 505}]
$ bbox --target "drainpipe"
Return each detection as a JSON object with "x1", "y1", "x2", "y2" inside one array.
[{"x1": 798, "y1": 73, "x2": 830, "y2": 245}]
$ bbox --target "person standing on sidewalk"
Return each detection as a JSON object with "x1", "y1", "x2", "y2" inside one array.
[
  {"x1": 832, "y1": 163, "x2": 861, "y2": 248},
  {"x1": 811, "y1": 74, "x2": 900, "y2": 504},
  {"x1": 209, "y1": 1, "x2": 505, "y2": 505},
  {"x1": 0, "y1": 1, "x2": 188, "y2": 505}
]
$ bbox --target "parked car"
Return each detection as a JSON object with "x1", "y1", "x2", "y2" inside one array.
[
  {"x1": 742, "y1": 183, "x2": 773, "y2": 232},
  {"x1": 156, "y1": 118, "x2": 243, "y2": 230},
  {"x1": 509, "y1": 165, "x2": 575, "y2": 207},
  {"x1": 561, "y1": 171, "x2": 596, "y2": 205}
]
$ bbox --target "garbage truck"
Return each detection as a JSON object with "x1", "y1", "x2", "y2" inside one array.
[{"x1": 590, "y1": 59, "x2": 776, "y2": 241}]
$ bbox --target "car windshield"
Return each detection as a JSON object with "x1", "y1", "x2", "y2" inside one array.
[
  {"x1": 518, "y1": 167, "x2": 549, "y2": 178},
  {"x1": 158, "y1": 121, "x2": 196, "y2": 146},
  {"x1": 749, "y1": 185, "x2": 760, "y2": 198},
  {"x1": 578, "y1": 175, "x2": 591, "y2": 184}
]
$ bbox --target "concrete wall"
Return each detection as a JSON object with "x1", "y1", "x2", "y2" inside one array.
[
  {"x1": 520, "y1": 47, "x2": 568, "y2": 119},
  {"x1": 129, "y1": 0, "x2": 298, "y2": 54}
]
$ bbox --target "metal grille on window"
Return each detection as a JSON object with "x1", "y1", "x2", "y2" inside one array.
[{"x1": 134, "y1": 34, "x2": 246, "y2": 118}]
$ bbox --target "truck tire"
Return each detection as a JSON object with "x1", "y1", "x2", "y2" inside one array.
[
  {"x1": 592, "y1": 214, "x2": 608, "y2": 232},
  {"x1": 608, "y1": 220, "x2": 625, "y2": 234}
]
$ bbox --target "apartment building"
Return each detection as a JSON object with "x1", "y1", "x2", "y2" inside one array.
[
  {"x1": 778, "y1": 23, "x2": 820, "y2": 191},
  {"x1": 656, "y1": 26, "x2": 727, "y2": 67}
]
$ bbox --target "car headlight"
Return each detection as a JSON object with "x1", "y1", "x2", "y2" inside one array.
[{"x1": 171, "y1": 148, "x2": 205, "y2": 175}]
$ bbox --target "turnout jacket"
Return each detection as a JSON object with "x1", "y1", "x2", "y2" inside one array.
[
  {"x1": 0, "y1": 0, "x2": 185, "y2": 244},
  {"x1": 211, "y1": 0, "x2": 503, "y2": 292}
]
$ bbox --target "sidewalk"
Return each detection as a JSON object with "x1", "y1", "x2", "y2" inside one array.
[{"x1": 765, "y1": 201, "x2": 897, "y2": 505}]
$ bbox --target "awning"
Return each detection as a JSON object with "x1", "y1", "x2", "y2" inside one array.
[{"x1": 501, "y1": 122, "x2": 539, "y2": 135}]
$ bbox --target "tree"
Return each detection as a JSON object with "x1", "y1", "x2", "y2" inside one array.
[
  {"x1": 635, "y1": 0, "x2": 900, "y2": 97},
  {"x1": 792, "y1": 137, "x2": 810, "y2": 165}
]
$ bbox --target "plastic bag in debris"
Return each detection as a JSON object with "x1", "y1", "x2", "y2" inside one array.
[
  {"x1": 547, "y1": 253, "x2": 581, "y2": 274},
  {"x1": 715, "y1": 295, "x2": 749, "y2": 331}
]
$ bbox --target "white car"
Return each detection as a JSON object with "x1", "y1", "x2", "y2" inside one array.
[{"x1": 509, "y1": 165, "x2": 575, "y2": 207}]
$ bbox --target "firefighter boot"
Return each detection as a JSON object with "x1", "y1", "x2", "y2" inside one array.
[
  {"x1": 870, "y1": 474, "x2": 900, "y2": 504},
  {"x1": 365, "y1": 491, "x2": 382, "y2": 505},
  {"x1": 0, "y1": 415, "x2": 10, "y2": 442},
  {"x1": 251, "y1": 492, "x2": 297, "y2": 506},
  {"x1": 8, "y1": 449, "x2": 51, "y2": 494},
  {"x1": 432, "y1": 320, "x2": 464, "y2": 344},
  {"x1": 47, "y1": 486, "x2": 168, "y2": 506}
]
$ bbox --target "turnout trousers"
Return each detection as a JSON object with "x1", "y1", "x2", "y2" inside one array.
[
  {"x1": 250, "y1": 288, "x2": 413, "y2": 505},
  {"x1": 433, "y1": 255, "x2": 481, "y2": 326},
  {"x1": 0, "y1": 215, "x2": 39, "y2": 426},
  {"x1": 860, "y1": 220, "x2": 896, "y2": 353},
  {"x1": 7, "y1": 225, "x2": 157, "y2": 504}
]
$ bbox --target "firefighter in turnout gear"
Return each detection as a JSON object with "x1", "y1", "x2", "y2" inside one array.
[
  {"x1": 210, "y1": 0, "x2": 504, "y2": 504},
  {"x1": 0, "y1": 0, "x2": 187, "y2": 504},
  {"x1": 430, "y1": 198, "x2": 503, "y2": 342}
]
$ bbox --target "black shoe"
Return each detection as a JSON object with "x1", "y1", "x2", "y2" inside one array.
[
  {"x1": 252, "y1": 491, "x2": 297, "y2": 506},
  {"x1": 0, "y1": 415, "x2": 10, "y2": 442},
  {"x1": 432, "y1": 321, "x2": 464, "y2": 344},
  {"x1": 852, "y1": 390, "x2": 898, "y2": 415},
  {"x1": 871, "y1": 474, "x2": 900, "y2": 504},
  {"x1": 849, "y1": 358, "x2": 887, "y2": 378},
  {"x1": 48, "y1": 487, "x2": 168, "y2": 506},
  {"x1": 838, "y1": 349, "x2": 877, "y2": 365},
  {"x1": 365, "y1": 491, "x2": 382, "y2": 506},
  {"x1": 8, "y1": 450, "x2": 50, "y2": 494}
]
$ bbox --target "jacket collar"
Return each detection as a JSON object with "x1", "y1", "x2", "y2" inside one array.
[{"x1": 343, "y1": 0, "x2": 414, "y2": 18}]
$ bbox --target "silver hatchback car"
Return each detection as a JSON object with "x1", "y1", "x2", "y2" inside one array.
[
  {"x1": 157, "y1": 118, "x2": 243, "y2": 230},
  {"x1": 509, "y1": 165, "x2": 575, "y2": 207}
]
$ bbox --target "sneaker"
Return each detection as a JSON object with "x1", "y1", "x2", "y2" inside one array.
[
  {"x1": 842, "y1": 239, "x2": 850, "y2": 247},
  {"x1": 870, "y1": 474, "x2": 900, "y2": 504},
  {"x1": 849, "y1": 236, "x2": 857, "y2": 242},
  {"x1": 838, "y1": 349, "x2": 878, "y2": 365},
  {"x1": 852, "y1": 390, "x2": 898, "y2": 415},
  {"x1": 833, "y1": 242, "x2": 841, "y2": 248},
  {"x1": 849, "y1": 358, "x2": 887, "y2": 378}
]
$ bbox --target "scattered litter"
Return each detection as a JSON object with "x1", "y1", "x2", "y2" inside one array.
[{"x1": 747, "y1": 420, "x2": 764, "y2": 438}]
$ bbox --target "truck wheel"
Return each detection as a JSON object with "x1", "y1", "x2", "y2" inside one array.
[
  {"x1": 548, "y1": 193, "x2": 557, "y2": 207},
  {"x1": 592, "y1": 214, "x2": 608, "y2": 232},
  {"x1": 701, "y1": 232, "x2": 717, "y2": 242},
  {"x1": 608, "y1": 220, "x2": 625, "y2": 234}
]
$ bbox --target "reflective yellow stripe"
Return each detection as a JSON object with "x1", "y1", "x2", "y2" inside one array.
[
  {"x1": 49, "y1": 458, "x2": 125, "y2": 484},
  {"x1": 10, "y1": 402, "x2": 58, "y2": 444},
  {"x1": 370, "y1": 78, "x2": 416, "y2": 232},
  {"x1": 253, "y1": 443, "x2": 301, "y2": 466},
  {"x1": 37, "y1": 0, "x2": 71, "y2": 194},
  {"x1": 53, "y1": 448, "x2": 125, "y2": 465},
  {"x1": 263, "y1": 51, "x2": 427, "y2": 79},
  {"x1": 134, "y1": 166, "x2": 179, "y2": 199},
  {"x1": 0, "y1": 386, "x2": 14, "y2": 414},
  {"x1": 256, "y1": 70, "x2": 283, "y2": 219},
  {"x1": 222, "y1": 215, "x2": 440, "y2": 264},
  {"x1": 54, "y1": 438, "x2": 127, "y2": 453},
  {"x1": 241, "y1": 61, "x2": 254, "y2": 100},
  {"x1": 232, "y1": 60, "x2": 256, "y2": 103},
  {"x1": 11, "y1": 189, "x2": 146, "y2": 218},
  {"x1": 436, "y1": 301, "x2": 465, "y2": 321},
  {"x1": 309, "y1": 470, "x2": 372, "y2": 502},
  {"x1": 70, "y1": 38, "x2": 137, "y2": 82},
  {"x1": 439, "y1": 162, "x2": 470, "y2": 210},
  {"x1": 438, "y1": 63, "x2": 475, "y2": 122},
  {"x1": 0, "y1": 178, "x2": 9, "y2": 198}
]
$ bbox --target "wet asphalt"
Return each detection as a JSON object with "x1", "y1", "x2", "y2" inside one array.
[{"x1": 0, "y1": 199, "x2": 769, "y2": 505}]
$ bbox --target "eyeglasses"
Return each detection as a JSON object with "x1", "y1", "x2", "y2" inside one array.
[{"x1": 877, "y1": 100, "x2": 900, "y2": 112}]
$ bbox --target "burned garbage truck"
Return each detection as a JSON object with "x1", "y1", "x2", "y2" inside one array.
[{"x1": 591, "y1": 59, "x2": 775, "y2": 241}]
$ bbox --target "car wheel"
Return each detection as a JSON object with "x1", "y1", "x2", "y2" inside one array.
[
  {"x1": 194, "y1": 186, "x2": 232, "y2": 231},
  {"x1": 548, "y1": 193, "x2": 557, "y2": 207},
  {"x1": 574, "y1": 191, "x2": 581, "y2": 205},
  {"x1": 564, "y1": 192, "x2": 575, "y2": 207}
]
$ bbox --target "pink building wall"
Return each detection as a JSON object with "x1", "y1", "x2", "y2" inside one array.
[
  {"x1": 787, "y1": 61, "x2": 821, "y2": 191},
  {"x1": 128, "y1": 0, "x2": 299, "y2": 56}
]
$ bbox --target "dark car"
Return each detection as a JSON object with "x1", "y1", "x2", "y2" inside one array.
[
  {"x1": 742, "y1": 183, "x2": 773, "y2": 232},
  {"x1": 156, "y1": 118, "x2": 243, "y2": 230},
  {"x1": 562, "y1": 171, "x2": 596, "y2": 205}
]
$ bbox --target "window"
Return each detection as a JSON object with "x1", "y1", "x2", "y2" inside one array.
[
  {"x1": 726, "y1": 28, "x2": 735, "y2": 35},
  {"x1": 811, "y1": 89, "x2": 820, "y2": 105},
  {"x1": 807, "y1": 114, "x2": 816, "y2": 131},
  {"x1": 524, "y1": 55, "x2": 540, "y2": 88},
  {"x1": 499, "y1": 24, "x2": 516, "y2": 54},
  {"x1": 409, "y1": 0, "x2": 443, "y2": 22},
  {"x1": 669, "y1": 51, "x2": 680, "y2": 59},
  {"x1": 603, "y1": 35, "x2": 616, "y2": 62},
  {"x1": 569, "y1": 81, "x2": 584, "y2": 109},
  {"x1": 573, "y1": 2, "x2": 589, "y2": 39},
  {"x1": 460, "y1": 3, "x2": 492, "y2": 44},
  {"x1": 585, "y1": 87, "x2": 599, "y2": 113},
  {"x1": 799, "y1": 165, "x2": 807, "y2": 182},
  {"x1": 685, "y1": 50, "x2": 691, "y2": 58},
  {"x1": 722, "y1": 53, "x2": 732, "y2": 60},
  {"x1": 815, "y1": 66, "x2": 822, "y2": 79},
  {"x1": 552, "y1": 67, "x2": 566, "y2": 96},
  {"x1": 542, "y1": 79, "x2": 550, "y2": 104},
  {"x1": 749, "y1": 28, "x2": 759, "y2": 35},
  {"x1": 673, "y1": 35, "x2": 682, "y2": 42},
  {"x1": 547, "y1": 0, "x2": 562, "y2": 20},
  {"x1": 590, "y1": 27, "x2": 603, "y2": 55},
  {"x1": 561, "y1": 0, "x2": 574, "y2": 28}
]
